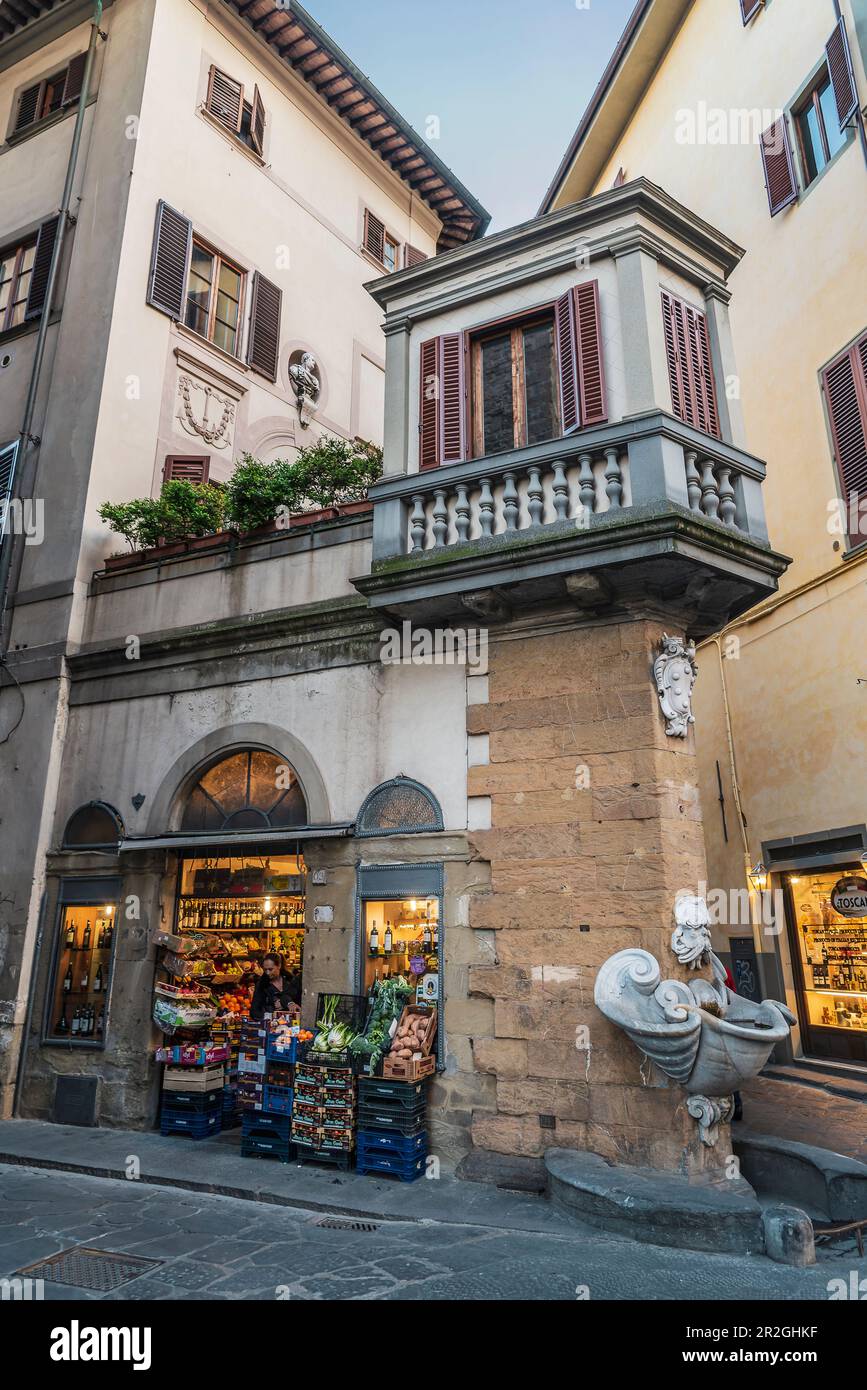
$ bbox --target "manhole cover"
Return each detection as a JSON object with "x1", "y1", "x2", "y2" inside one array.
[
  {"x1": 16, "y1": 1247, "x2": 162, "y2": 1292},
  {"x1": 314, "y1": 1216, "x2": 379, "y2": 1232}
]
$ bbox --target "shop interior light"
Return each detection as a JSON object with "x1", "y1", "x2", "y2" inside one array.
[
  {"x1": 263, "y1": 897, "x2": 272, "y2": 913},
  {"x1": 409, "y1": 900, "x2": 417, "y2": 912},
  {"x1": 748, "y1": 861, "x2": 768, "y2": 893},
  {"x1": 104, "y1": 905, "x2": 114, "y2": 915},
  {"x1": 859, "y1": 850, "x2": 867, "y2": 875},
  {"x1": 789, "y1": 875, "x2": 801, "y2": 885}
]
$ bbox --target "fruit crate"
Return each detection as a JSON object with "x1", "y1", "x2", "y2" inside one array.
[
  {"x1": 386, "y1": 1004, "x2": 438, "y2": 1060},
  {"x1": 163, "y1": 1063, "x2": 225, "y2": 1092},
  {"x1": 358, "y1": 1077, "x2": 429, "y2": 1108},
  {"x1": 265, "y1": 1034, "x2": 304, "y2": 1064},
  {"x1": 357, "y1": 1104, "x2": 426, "y2": 1136},
  {"x1": 355, "y1": 1150, "x2": 426, "y2": 1182},
  {"x1": 262, "y1": 1083, "x2": 294, "y2": 1116},
  {"x1": 160, "y1": 1109, "x2": 221, "y2": 1140},
  {"x1": 357, "y1": 1129, "x2": 427, "y2": 1159},
  {"x1": 381, "y1": 1053, "x2": 436, "y2": 1082}
]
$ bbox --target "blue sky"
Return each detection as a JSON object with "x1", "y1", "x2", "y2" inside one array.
[{"x1": 309, "y1": 0, "x2": 637, "y2": 232}]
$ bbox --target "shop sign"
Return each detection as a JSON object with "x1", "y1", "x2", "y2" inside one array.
[{"x1": 830, "y1": 875, "x2": 867, "y2": 918}]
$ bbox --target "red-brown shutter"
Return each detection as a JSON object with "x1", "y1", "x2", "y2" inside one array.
[
  {"x1": 440, "y1": 332, "x2": 466, "y2": 464},
  {"x1": 418, "y1": 335, "x2": 466, "y2": 468},
  {"x1": 660, "y1": 291, "x2": 720, "y2": 438},
  {"x1": 24, "y1": 215, "x2": 60, "y2": 321},
  {"x1": 760, "y1": 117, "x2": 798, "y2": 216},
  {"x1": 825, "y1": 17, "x2": 858, "y2": 130},
  {"x1": 250, "y1": 84, "x2": 266, "y2": 155},
  {"x1": 419, "y1": 337, "x2": 439, "y2": 470},
  {"x1": 555, "y1": 291, "x2": 580, "y2": 433},
  {"x1": 13, "y1": 82, "x2": 41, "y2": 134},
  {"x1": 147, "y1": 200, "x2": 192, "y2": 319},
  {"x1": 163, "y1": 456, "x2": 210, "y2": 485},
  {"x1": 62, "y1": 52, "x2": 87, "y2": 106},
  {"x1": 573, "y1": 281, "x2": 608, "y2": 426},
  {"x1": 206, "y1": 65, "x2": 243, "y2": 132},
  {"x1": 739, "y1": 0, "x2": 762, "y2": 23},
  {"x1": 405, "y1": 245, "x2": 428, "y2": 268},
  {"x1": 246, "y1": 271, "x2": 282, "y2": 381},
  {"x1": 363, "y1": 209, "x2": 385, "y2": 265},
  {"x1": 823, "y1": 336, "x2": 867, "y2": 544}
]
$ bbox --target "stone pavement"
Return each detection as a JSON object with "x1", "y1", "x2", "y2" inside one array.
[
  {"x1": 739, "y1": 1075, "x2": 867, "y2": 1164},
  {"x1": 1, "y1": 1163, "x2": 865, "y2": 1301}
]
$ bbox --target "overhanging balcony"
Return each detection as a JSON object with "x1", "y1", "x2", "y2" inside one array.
[{"x1": 355, "y1": 411, "x2": 787, "y2": 638}]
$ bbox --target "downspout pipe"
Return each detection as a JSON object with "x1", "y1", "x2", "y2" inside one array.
[{"x1": 0, "y1": 3, "x2": 104, "y2": 658}]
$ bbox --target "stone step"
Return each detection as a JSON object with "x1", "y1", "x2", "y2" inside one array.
[{"x1": 761, "y1": 1061, "x2": 867, "y2": 1104}]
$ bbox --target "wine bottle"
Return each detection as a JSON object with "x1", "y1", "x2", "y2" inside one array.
[
  {"x1": 65, "y1": 920, "x2": 76, "y2": 949},
  {"x1": 422, "y1": 922, "x2": 432, "y2": 949},
  {"x1": 384, "y1": 923, "x2": 393, "y2": 954},
  {"x1": 106, "y1": 920, "x2": 113, "y2": 947},
  {"x1": 94, "y1": 964, "x2": 103, "y2": 993},
  {"x1": 82, "y1": 920, "x2": 91, "y2": 950},
  {"x1": 97, "y1": 922, "x2": 106, "y2": 948},
  {"x1": 56, "y1": 1004, "x2": 69, "y2": 1035},
  {"x1": 433, "y1": 922, "x2": 439, "y2": 948},
  {"x1": 369, "y1": 921, "x2": 379, "y2": 956},
  {"x1": 71, "y1": 1008, "x2": 80, "y2": 1036},
  {"x1": 80, "y1": 965, "x2": 89, "y2": 992},
  {"x1": 63, "y1": 963, "x2": 73, "y2": 993}
]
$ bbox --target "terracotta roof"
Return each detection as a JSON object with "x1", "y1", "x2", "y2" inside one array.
[{"x1": 223, "y1": 1, "x2": 490, "y2": 251}]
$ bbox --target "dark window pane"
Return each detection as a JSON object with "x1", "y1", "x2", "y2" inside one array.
[
  {"x1": 481, "y1": 333, "x2": 515, "y2": 454},
  {"x1": 818, "y1": 77, "x2": 846, "y2": 159},
  {"x1": 523, "y1": 320, "x2": 558, "y2": 445},
  {"x1": 798, "y1": 101, "x2": 825, "y2": 182}
]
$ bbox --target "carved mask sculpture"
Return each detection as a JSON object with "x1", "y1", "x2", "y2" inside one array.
[{"x1": 654, "y1": 633, "x2": 697, "y2": 738}]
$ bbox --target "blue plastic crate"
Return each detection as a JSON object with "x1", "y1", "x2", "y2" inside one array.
[
  {"x1": 265, "y1": 1035, "x2": 303, "y2": 1064},
  {"x1": 242, "y1": 1108, "x2": 293, "y2": 1138},
  {"x1": 160, "y1": 1110, "x2": 221, "y2": 1140},
  {"x1": 160, "y1": 1089, "x2": 221, "y2": 1112},
  {"x1": 357, "y1": 1129, "x2": 427, "y2": 1159},
  {"x1": 355, "y1": 1150, "x2": 427, "y2": 1182},
  {"x1": 263, "y1": 1083, "x2": 294, "y2": 1115},
  {"x1": 240, "y1": 1133, "x2": 295, "y2": 1163}
]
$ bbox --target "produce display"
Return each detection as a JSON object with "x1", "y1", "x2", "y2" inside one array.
[
  {"x1": 313, "y1": 994, "x2": 359, "y2": 1053},
  {"x1": 350, "y1": 977, "x2": 415, "y2": 1073}
]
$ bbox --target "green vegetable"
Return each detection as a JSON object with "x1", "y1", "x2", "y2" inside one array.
[
  {"x1": 313, "y1": 995, "x2": 358, "y2": 1052},
  {"x1": 350, "y1": 977, "x2": 414, "y2": 1072}
]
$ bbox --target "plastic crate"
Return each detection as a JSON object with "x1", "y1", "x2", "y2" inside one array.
[
  {"x1": 241, "y1": 1133, "x2": 295, "y2": 1163},
  {"x1": 160, "y1": 1110, "x2": 221, "y2": 1140},
  {"x1": 263, "y1": 1083, "x2": 294, "y2": 1116},
  {"x1": 294, "y1": 1143, "x2": 353, "y2": 1172},
  {"x1": 357, "y1": 1104, "x2": 426, "y2": 1136},
  {"x1": 242, "y1": 1109, "x2": 293, "y2": 1138},
  {"x1": 160, "y1": 1089, "x2": 221, "y2": 1113},
  {"x1": 266, "y1": 1062, "x2": 295, "y2": 1088},
  {"x1": 357, "y1": 1129, "x2": 426, "y2": 1159},
  {"x1": 265, "y1": 1035, "x2": 301, "y2": 1064},
  {"x1": 355, "y1": 1150, "x2": 426, "y2": 1182},
  {"x1": 358, "y1": 1077, "x2": 428, "y2": 1108}
]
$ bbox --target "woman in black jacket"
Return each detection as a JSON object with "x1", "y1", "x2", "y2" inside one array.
[{"x1": 250, "y1": 952, "x2": 300, "y2": 1022}]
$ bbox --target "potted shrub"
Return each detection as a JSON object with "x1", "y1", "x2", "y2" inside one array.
[
  {"x1": 99, "y1": 481, "x2": 229, "y2": 570},
  {"x1": 288, "y1": 436, "x2": 381, "y2": 525}
]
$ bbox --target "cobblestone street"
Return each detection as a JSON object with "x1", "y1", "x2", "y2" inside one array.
[{"x1": 1, "y1": 1164, "x2": 864, "y2": 1302}]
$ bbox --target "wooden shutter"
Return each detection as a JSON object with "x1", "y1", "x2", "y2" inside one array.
[
  {"x1": 660, "y1": 291, "x2": 720, "y2": 438},
  {"x1": 823, "y1": 336, "x2": 867, "y2": 542},
  {"x1": 739, "y1": 0, "x2": 762, "y2": 23},
  {"x1": 250, "y1": 84, "x2": 266, "y2": 155},
  {"x1": 24, "y1": 215, "x2": 60, "y2": 321},
  {"x1": 363, "y1": 209, "x2": 385, "y2": 265},
  {"x1": 0, "y1": 442, "x2": 19, "y2": 517},
  {"x1": 555, "y1": 291, "x2": 580, "y2": 433},
  {"x1": 206, "y1": 65, "x2": 243, "y2": 132},
  {"x1": 826, "y1": 18, "x2": 858, "y2": 130},
  {"x1": 573, "y1": 281, "x2": 608, "y2": 426},
  {"x1": 419, "y1": 338, "x2": 439, "y2": 469},
  {"x1": 246, "y1": 271, "x2": 281, "y2": 381},
  {"x1": 147, "y1": 200, "x2": 192, "y2": 319},
  {"x1": 163, "y1": 455, "x2": 210, "y2": 485},
  {"x1": 760, "y1": 117, "x2": 798, "y2": 216},
  {"x1": 62, "y1": 52, "x2": 87, "y2": 107},
  {"x1": 418, "y1": 335, "x2": 466, "y2": 468},
  {"x1": 13, "y1": 82, "x2": 41, "y2": 134},
  {"x1": 405, "y1": 245, "x2": 428, "y2": 268}
]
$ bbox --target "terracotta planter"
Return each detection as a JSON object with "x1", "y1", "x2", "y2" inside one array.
[
  {"x1": 288, "y1": 500, "x2": 373, "y2": 528},
  {"x1": 102, "y1": 531, "x2": 236, "y2": 573}
]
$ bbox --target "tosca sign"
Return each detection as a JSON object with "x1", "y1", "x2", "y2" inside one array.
[{"x1": 830, "y1": 875, "x2": 867, "y2": 918}]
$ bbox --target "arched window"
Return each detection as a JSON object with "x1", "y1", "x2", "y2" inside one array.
[
  {"x1": 180, "y1": 749, "x2": 307, "y2": 833},
  {"x1": 62, "y1": 802, "x2": 124, "y2": 849},
  {"x1": 355, "y1": 777, "x2": 443, "y2": 837}
]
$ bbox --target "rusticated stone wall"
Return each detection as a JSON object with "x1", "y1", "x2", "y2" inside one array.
[{"x1": 464, "y1": 617, "x2": 726, "y2": 1176}]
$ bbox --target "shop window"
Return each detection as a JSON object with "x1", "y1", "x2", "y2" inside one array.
[
  {"x1": 46, "y1": 903, "x2": 117, "y2": 1044},
  {"x1": 180, "y1": 749, "x2": 307, "y2": 833},
  {"x1": 62, "y1": 802, "x2": 124, "y2": 850},
  {"x1": 786, "y1": 869, "x2": 867, "y2": 1064},
  {"x1": 362, "y1": 897, "x2": 439, "y2": 995},
  {"x1": 355, "y1": 777, "x2": 443, "y2": 837}
]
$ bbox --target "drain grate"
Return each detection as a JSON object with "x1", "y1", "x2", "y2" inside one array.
[
  {"x1": 314, "y1": 1216, "x2": 379, "y2": 1232},
  {"x1": 16, "y1": 1247, "x2": 163, "y2": 1292}
]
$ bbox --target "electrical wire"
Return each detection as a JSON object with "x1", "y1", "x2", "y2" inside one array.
[{"x1": 0, "y1": 656, "x2": 25, "y2": 746}]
